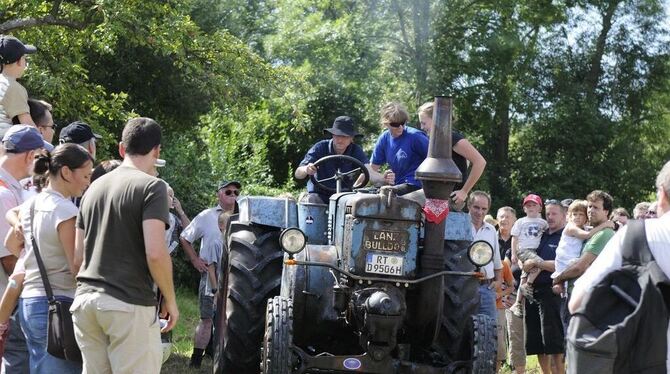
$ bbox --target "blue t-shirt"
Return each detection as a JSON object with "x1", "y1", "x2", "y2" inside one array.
[
  {"x1": 534, "y1": 227, "x2": 564, "y2": 286},
  {"x1": 299, "y1": 139, "x2": 369, "y2": 201},
  {"x1": 370, "y1": 126, "x2": 428, "y2": 187}
]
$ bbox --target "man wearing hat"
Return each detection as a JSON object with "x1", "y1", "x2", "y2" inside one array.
[
  {"x1": 0, "y1": 36, "x2": 38, "y2": 135},
  {"x1": 0, "y1": 125, "x2": 49, "y2": 373},
  {"x1": 179, "y1": 180, "x2": 241, "y2": 368},
  {"x1": 59, "y1": 121, "x2": 102, "y2": 159},
  {"x1": 294, "y1": 116, "x2": 370, "y2": 203}
]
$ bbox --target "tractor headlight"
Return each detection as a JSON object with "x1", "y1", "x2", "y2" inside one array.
[
  {"x1": 280, "y1": 228, "x2": 307, "y2": 255},
  {"x1": 467, "y1": 240, "x2": 493, "y2": 267}
]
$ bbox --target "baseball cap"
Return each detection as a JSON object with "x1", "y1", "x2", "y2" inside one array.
[
  {"x1": 59, "y1": 121, "x2": 102, "y2": 144},
  {"x1": 2, "y1": 125, "x2": 50, "y2": 153},
  {"x1": 217, "y1": 180, "x2": 241, "y2": 191},
  {"x1": 0, "y1": 36, "x2": 37, "y2": 65},
  {"x1": 523, "y1": 194, "x2": 542, "y2": 207}
]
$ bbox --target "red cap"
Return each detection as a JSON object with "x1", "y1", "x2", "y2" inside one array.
[{"x1": 523, "y1": 194, "x2": 542, "y2": 207}]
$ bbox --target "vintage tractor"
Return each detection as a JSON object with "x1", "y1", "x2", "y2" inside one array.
[{"x1": 213, "y1": 97, "x2": 497, "y2": 374}]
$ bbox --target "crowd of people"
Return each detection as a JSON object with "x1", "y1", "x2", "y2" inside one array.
[{"x1": 2, "y1": 34, "x2": 669, "y2": 374}]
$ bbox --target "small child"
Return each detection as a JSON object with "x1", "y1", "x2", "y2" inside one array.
[
  {"x1": 551, "y1": 200, "x2": 614, "y2": 295},
  {"x1": 509, "y1": 194, "x2": 548, "y2": 317},
  {"x1": 0, "y1": 35, "x2": 38, "y2": 131},
  {"x1": 496, "y1": 258, "x2": 515, "y2": 372}
]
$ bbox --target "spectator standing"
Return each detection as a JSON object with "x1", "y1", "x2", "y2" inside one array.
[
  {"x1": 13, "y1": 144, "x2": 92, "y2": 373},
  {"x1": 522, "y1": 200, "x2": 566, "y2": 374},
  {"x1": 0, "y1": 125, "x2": 50, "y2": 373},
  {"x1": 12, "y1": 99, "x2": 54, "y2": 144},
  {"x1": 369, "y1": 102, "x2": 428, "y2": 196},
  {"x1": 496, "y1": 258, "x2": 515, "y2": 373},
  {"x1": 610, "y1": 207, "x2": 630, "y2": 226},
  {"x1": 633, "y1": 201, "x2": 650, "y2": 219},
  {"x1": 497, "y1": 206, "x2": 526, "y2": 374},
  {"x1": 72, "y1": 117, "x2": 178, "y2": 373},
  {"x1": 180, "y1": 180, "x2": 240, "y2": 368},
  {"x1": 467, "y1": 191, "x2": 503, "y2": 319},
  {"x1": 0, "y1": 36, "x2": 37, "y2": 134},
  {"x1": 58, "y1": 121, "x2": 102, "y2": 160},
  {"x1": 295, "y1": 116, "x2": 370, "y2": 203},
  {"x1": 646, "y1": 201, "x2": 658, "y2": 219},
  {"x1": 570, "y1": 160, "x2": 670, "y2": 372},
  {"x1": 417, "y1": 101, "x2": 486, "y2": 206}
]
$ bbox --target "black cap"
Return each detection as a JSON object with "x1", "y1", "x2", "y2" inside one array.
[
  {"x1": 218, "y1": 180, "x2": 241, "y2": 191},
  {"x1": 59, "y1": 121, "x2": 102, "y2": 144},
  {"x1": 323, "y1": 116, "x2": 360, "y2": 137},
  {"x1": 0, "y1": 36, "x2": 37, "y2": 65}
]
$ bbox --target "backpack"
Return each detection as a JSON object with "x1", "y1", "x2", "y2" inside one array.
[{"x1": 567, "y1": 219, "x2": 670, "y2": 374}]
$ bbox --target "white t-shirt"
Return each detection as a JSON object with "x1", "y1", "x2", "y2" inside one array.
[
  {"x1": 181, "y1": 206, "x2": 223, "y2": 263},
  {"x1": 20, "y1": 190, "x2": 79, "y2": 298},
  {"x1": 511, "y1": 216, "x2": 548, "y2": 251},
  {"x1": 574, "y1": 213, "x2": 670, "y2": 371},
  {"x1": 552, "y1": 227, "x2": 585, "y2": 277}
]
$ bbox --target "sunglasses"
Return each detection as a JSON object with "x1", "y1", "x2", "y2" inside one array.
[
  {"x1": 386, "y1": 122, "x2": 404, "y2": 128},
  {"x1": 224, "y1": 190, "x2": 240, "y2": 196}
]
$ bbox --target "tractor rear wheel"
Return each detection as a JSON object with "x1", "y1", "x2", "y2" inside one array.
[
  {"x1": 261, "y1": 296, "x2": 294, "y2": 374},
  {"x1": 213, "y1": 222, "x2": 283, "y2": 374}
]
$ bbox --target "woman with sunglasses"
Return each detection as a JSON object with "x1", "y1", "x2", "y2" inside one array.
[
  {"x1": 368, "y1": 102, "x2": 429, "y2": 196},
  {"x1": 418, "y1": 101, "x2": 486, "y2": 207}
]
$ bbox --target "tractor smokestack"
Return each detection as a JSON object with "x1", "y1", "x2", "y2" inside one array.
[{"x1": 414, "y1": 96, "x2": 462, "y2": 346}]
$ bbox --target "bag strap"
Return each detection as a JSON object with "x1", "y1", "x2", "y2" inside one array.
[
  {"x1": 29, "y1": 199, "x2": 56, "y2": 302},
  {"x1": 621, "y1": 219, "x2": 652, "y2": 266}
]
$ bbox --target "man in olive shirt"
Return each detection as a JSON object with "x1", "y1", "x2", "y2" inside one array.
[
  {"x1": 552, "y1": 190, "x2": 615, "y2": 330},
  {"x1": 72, "y1": 117, "x2": 179, "y2": 373}
]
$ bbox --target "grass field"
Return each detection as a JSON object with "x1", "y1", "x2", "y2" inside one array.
[
  {"x1": 160, "y1": 287, "x2": 542, "y2": 373},
  {"x1": 161, "y1": 287, "x2": 213, "y2": 373}
]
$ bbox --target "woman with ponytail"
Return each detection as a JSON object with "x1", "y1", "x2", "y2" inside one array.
[{"x1": 8, "y1": 143, "x2": 92, "y2": 373}]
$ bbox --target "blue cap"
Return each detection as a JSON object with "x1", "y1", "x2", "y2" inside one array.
[{"x1": 2, "y1": 125, "x2": 50, "y2": 153}]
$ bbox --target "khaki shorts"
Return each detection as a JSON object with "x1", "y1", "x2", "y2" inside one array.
[
  {"x1": 71, "y1": 292, "x2": 162, "y2": 374},
  {"x1": 505, "y1": 307, "x2": 526, "y2": 368}
]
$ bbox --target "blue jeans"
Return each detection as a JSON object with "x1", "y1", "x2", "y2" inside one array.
[
  {"x1": 18, "y1": 296, "x2": 81, "y2": 374},
  {"x1": 478, "y1": 284, "x2": 497, "y2": 320}
]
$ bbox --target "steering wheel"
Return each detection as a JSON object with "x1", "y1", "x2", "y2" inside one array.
[{"x1": 309, "y1": 155, "x2": 370, "y2": 193}]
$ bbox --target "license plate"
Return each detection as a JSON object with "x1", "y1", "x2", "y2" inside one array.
[{"x1": 365, "y1": 253, "x2": 404, "y2": 276}]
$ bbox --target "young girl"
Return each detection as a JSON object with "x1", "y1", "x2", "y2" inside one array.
[{"x1": 551, "y1": 199, "x2": 615, "y2": 295}]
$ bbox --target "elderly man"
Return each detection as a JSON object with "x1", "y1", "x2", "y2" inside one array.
[
  {"x1": 59, "y1": 121, "x2": 102, "y2": 159},
  {"x1": 180, "y1": 180, "x2": 240, "y2": 367},
  {"x1": 522, "y1": 200, "x2": 566, "y2": 374},
  {"x1": 570, "y1": 161, "x2": 670, "y2": 372},
  {"x1": 0, "y1": 125, "x2": 50, "y2": 373},
  {"x1": 468, "y1": 191, "x2": 503, "y2": 319},
  {"x1": 295, "y1": 116, "x2": 369, "y2": 203}
]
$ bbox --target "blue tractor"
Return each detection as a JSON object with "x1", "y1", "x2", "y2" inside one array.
[{"x1": 213, "y1": 97, "x2": 497, "y2": 374}]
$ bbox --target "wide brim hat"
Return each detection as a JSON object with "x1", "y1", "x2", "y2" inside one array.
[{"x1": 323, "y1": 116, "x2": 361, "y2": 137}]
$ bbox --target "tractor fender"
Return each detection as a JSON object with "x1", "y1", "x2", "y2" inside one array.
[{"x1": 280, "y1": 244, "x2": 339, "y2": 344}]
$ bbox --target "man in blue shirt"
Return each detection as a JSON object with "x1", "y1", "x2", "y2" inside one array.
[
  {"x1": 369, "y1": 102, "x2": 428, "y2": 196},
  {"x1": 295, "y1": 116, "x2": 369, "y2": 203}
]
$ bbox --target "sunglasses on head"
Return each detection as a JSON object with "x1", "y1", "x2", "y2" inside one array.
[
  {"x1": 386, "y1": 122, "x2": 404, "y2": 128},
  {"x1": 544, "y1": 199, "x2": 560, "y2": 206},
  {"x1": 224, "y1": 190, "x2": 240, "y2": 196}
]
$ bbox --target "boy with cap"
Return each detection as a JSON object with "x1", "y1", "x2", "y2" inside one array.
[
  {"x1": 509, "y1": 193, "x2": 549, "y2": 317},
  {"x1": 0, "y1": 36, "x2": 38, "y2": 135},
  {"x1": 179, "y1": 180, "x2": 241, "y2": 368},
  {"x1": 59, "y1": 120, "x2": 102, "y2": 159},
  {"x1": 0, "y1": 125, "x2": 49, "y2": 373},
  {"x1": 295, "y1": 116, "x2": 370, "y2": 204}
]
